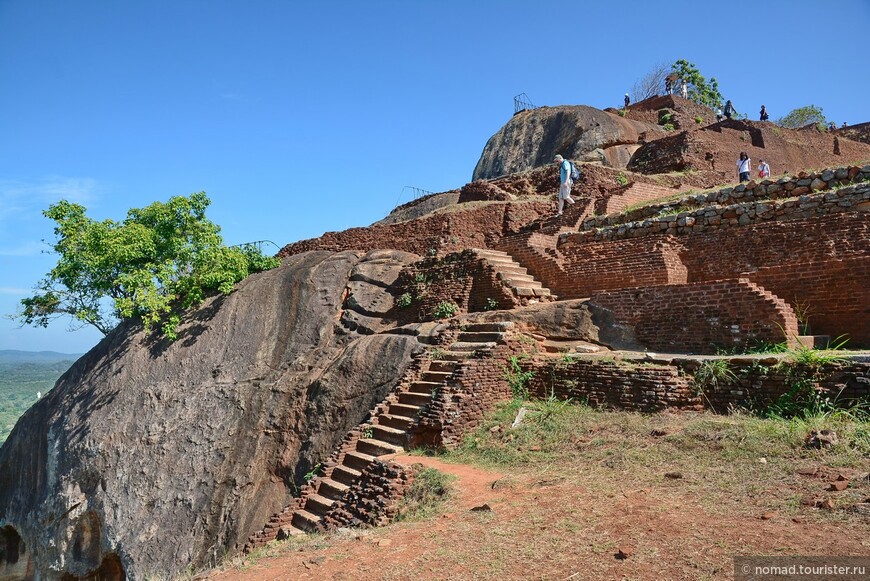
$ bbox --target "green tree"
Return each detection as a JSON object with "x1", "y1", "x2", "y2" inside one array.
[
  {"x1": 670, "y1": 59, "x2": 724, "y2": 109},
  {"x1": 17, "y1": 192, "x2": 280, "y2": 339},
  {"x1": 777, "y1": 105, "x2": 827, "y2": 129}
]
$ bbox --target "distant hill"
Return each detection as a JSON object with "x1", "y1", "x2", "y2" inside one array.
[
  {"x1": 0, "y1": 356, "x2": 78, "y2": 444},
  {"x1": 0, "y1": 349, "x2": 83, "y2": 363}
]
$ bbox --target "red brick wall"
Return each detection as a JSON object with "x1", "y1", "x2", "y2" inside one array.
[
  {"x1": 743, "y1": 256, "x2": 870, "y2": 346},
  {"x1": 560, "y1": 237, "x2": 687, "y2": 298},
  {"x1": 394, "y1": 252, "x2": 518, "y2": 321},
  {"x1": 687, "y1": 360, "x2": 870, "y2": 413},
  {"x1": 595, "y1": 181, "x2": 677, "y2": 216},
  {"x1": 682, "y1": 213, "x2": 870, "y2": 283},
  {"x1": 277, "y1": 201, "x2": 552, "y2": 259},
  {"x1": 415, "y1": 341, "x2": 523, "y2": 449},
  {"x1": 589, "y1": 279, "x2": 799, "y2": 354},
  {"x1": 527, "y1": 358, "x2": 700, "y2": 411}
]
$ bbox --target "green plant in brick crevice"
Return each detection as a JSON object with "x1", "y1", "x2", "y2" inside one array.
[
  {"x1": 765, "y1": 335, "x2": 852, "y2": 419},
  {"x1": 505, "y1": 355, "x2": 535, "y2": 400},
  {"x1": 432, "y1": 300, "x2": 459, "y2": 320},
  {"x1": 693, "y1": 359, "x2": 738, "y2": 396},
  {"x1": 396, "y1": 292, "x2": 413, "y2": 308},
  {"x1": 483, "y1": 297, "x2": 499, "y2": 311},
  {"x1": 361, "y1": 425, "x2": 374, "y2": 439},
  {"x1": 304, "y1": 462, "x2": 322, "y2": 482},
  {"x1": 792, "y1": 298, "x2": 812, "y2": 335},
  {"x1": 663, "y1": 123, "x2": 676, "y2": 131},
  {"x1": 615, "y1": 172, "x2": 629, "y2": 186},
  {"x1": 428, "y1": 347, "x2": 447, "y2": 361}
]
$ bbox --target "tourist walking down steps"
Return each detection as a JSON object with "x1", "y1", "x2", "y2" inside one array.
[
  {"x1": 554, "y1": 154, "x2": 575, "y2": 216},
  {"x1": 737, "y1": 151, "x2": 752, "y2": 182}
]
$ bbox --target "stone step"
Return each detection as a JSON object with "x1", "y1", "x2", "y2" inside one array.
[
  {"x1": 513, "y1": 287, "x2": 550, "y2": 297},
  {"x1": 497, "y1": 270, "x2": 534, "y2": 281},
  {"x1": 304, "y1": 493, "x2": 335, "y2": 517},
  {"x1": 317, "y1": 477, "x2": 349, "y2": 500},
  {"x1": 440, "y1": 352, "x2": 471, "y2": 361},
  {"x1": 457, "y1": 331, "x2": 505, "y2": 343},
  {"x1": 796, "y1": 335, "x2": 832, "y2": 349},
  {"x1": 371, "y1": 424, "x2": 407, "y2": 447},
  {"x1": 342, "y1": 450, "x2": 375, "y2": 472},
  {"x1": 378, "y1": 413, "x2": 415, "y2": 431},
  {"x1": 291, "y1": 509, "x2": 322, "y2": 532},
  {"x1": 462, "y1": 322, "x2": 514, "y2": 333},
  {"x1": 487, "y1": 262, "x2": 525, "y2": 273},
  {"x1": 357, "y1": 438, "x2": 403, "y2": 457},
  {"x1": 276, "y1": 525, "x2": 305, "y2": 540},
  {"x1": 483, "y1": 257, "x2": 522, "y2": 267},
  {"x1": 398, "y1": 391, "x2": 433, "y2": 406},
  {"x1": 449, "y1": 341, "x2": 497, "y2": 352},
  {"x1": 387, "y1": 402, "x2": 422, "y2": 418},
  {"x1": 428, "y1": 360, "x2": 458, "y2": 373},
  {"x1": 331, "y1": 464, "x2": 362, "y2": 486},
  {"x1": 473, "y1": 248, "x2": 511, "y2": 258},
  {"x1": 503, "y1": 278, "x2": 542, "y2": 289},
  {"x1": 421, "y1": 370, "x2": 452, "y2": 382},
  {"x1": 410, "y1": 380, "x2": 442, "y2": 392}
]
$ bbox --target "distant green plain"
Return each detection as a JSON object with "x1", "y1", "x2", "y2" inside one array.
[{"x1": 0, "y1": 360, "x2": 75, "y2": 444}]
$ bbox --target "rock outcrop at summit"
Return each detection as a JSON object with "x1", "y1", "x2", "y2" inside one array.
[
  {"x1": 472, "y1": 105, "x2": 664, "y2": 180},
  {"x1": 0, "y1": 250, "x2": 423, "y2": 580}
]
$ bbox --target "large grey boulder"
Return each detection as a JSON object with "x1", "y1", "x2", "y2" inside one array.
[
  {"x1": 0, "y1": 250, "x2": 423, "y2": 580},
  {"x1": 472, "y1": 105, "x2": 663, "y2": 179}
]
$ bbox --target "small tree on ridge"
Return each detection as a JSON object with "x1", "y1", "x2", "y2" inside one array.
[{"x1": 16, "y1": 192, "x2": 280, "y2": 340}]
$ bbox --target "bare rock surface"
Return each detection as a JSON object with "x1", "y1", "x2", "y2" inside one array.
[
  {"x1": 472, "y1": 105, "x2": 664, "y2": 180},
  {"x1": 0, "y1": 250, "x2": 423, "y2": 580}
]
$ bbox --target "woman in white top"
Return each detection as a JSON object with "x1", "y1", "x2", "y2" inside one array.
[
  {"x1": 737, "y1": 152, "x2": 751, "y2": 182},
  {"x1": 758, "y1": 159, "x2": 771, "y2": 178}
]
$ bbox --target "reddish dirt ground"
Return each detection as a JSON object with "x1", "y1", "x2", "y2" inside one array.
[{"x1": 208, "y1": 453, "x2": 870, "y2": 581}]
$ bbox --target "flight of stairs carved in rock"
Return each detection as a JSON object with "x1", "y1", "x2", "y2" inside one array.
[
  {"x1": 243, "y1": 322, "x2": 512, "y2": 551},
  {"x1": 472, "y1": 248, "x2": 556, "y2": 302}
]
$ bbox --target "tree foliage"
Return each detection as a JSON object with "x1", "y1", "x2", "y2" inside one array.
[
  {"x1": 18, "y1": 192, "x2": 280, "y2": 340},
  {"x1": 670, "y1": 59, "x2": 724, "y2": 109},
  {"x1": 630, "y1": 62, "x2": 669, "y2": 103},
  {"x1": 777, "y1": 105, "x2": 827, "y2": 129}
]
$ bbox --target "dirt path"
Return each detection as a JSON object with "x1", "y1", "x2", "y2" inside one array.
[
  {"x1": 208, "y1": 455, "x2": 870, "y2": 581},
  {"x1": 208, "y1": 456, "x2": 503, "y2": 581}
]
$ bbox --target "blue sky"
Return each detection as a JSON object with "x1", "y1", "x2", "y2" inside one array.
[{"x1": 1, "y1": 0, "x2": 868, "y2": 354}]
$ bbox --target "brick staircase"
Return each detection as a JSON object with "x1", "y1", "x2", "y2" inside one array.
[
  {"x1": 472, "y1": 248, "x2": 556, "y2": 302},
  {"x1": 243, "y1": 321, "x2": 512, "y2": 551}
]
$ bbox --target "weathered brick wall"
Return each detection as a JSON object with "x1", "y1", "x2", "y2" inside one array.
[
  {"x1": 594, "y1": 181, "x2": 678, "y2": 216},
  {"x1": 683, "y1": 359, "x2": 870, "y2": 413},
  {"x1": 559, "y1": 236, "x2": 687, "y2": 298},
  {"x1": 277, "y1": 200, "x2": 553, "y2": 259},
  {"x1": 566, "y1": 170, "x2": 870, "y2": 244},
  {"x1": 325, "y1": 459, "x2": 414, "y2": 528},
  {"x1": 416, "y1": 341, "x2": 524, "y2": 449},
  {"x1": 589, "y1": 279, "x2": 799, "y2": 354},
  {"x1": 496, "y1": 232, "x2": 572, "y2": 295},
  {"x1": 393, "y1": 251, "x2": 518, "y2": 321},
  {"x1": 519, "y1": 357, "x2": 870, "y2": 414},
  {"x1": 586, "y1": 165, "x2": 868, "y2": 229},
  {"x1": 525, "y1": 358, "x2": 701, "y2": 412},
  {"x1": 743, "y1": 256, "x2": 870, "y2": 346},
  {"x1": 681, "y1": 212, "x2": 870, "y2": 283}
]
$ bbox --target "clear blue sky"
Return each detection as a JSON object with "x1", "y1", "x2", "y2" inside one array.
[{"x1": 1, "y1": 0, "x2": 867, "y2": 354}]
